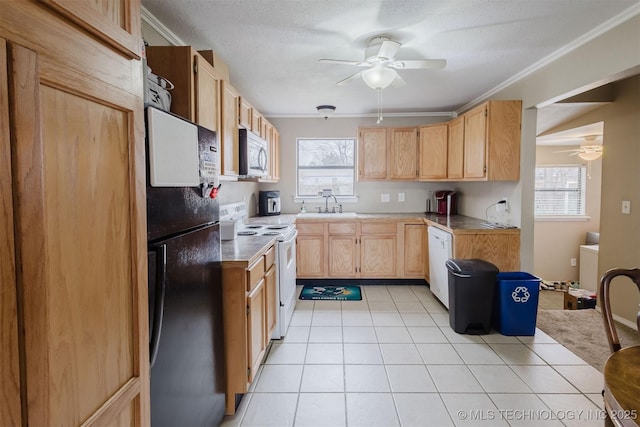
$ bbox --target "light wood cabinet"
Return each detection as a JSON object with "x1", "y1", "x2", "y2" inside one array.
[
  {"x1": 417, "y1": 101, "x2": 521, "y2": 182},
  {"x1": 403, "y1": 224, "x2": 427, "y2": 278},
  {"x1": 463, "y1": 100, "x2": 521, "y2": 181},
  {"x1": 296, "y1": 222, "x2": 326, "y2": 278},
  {"x1": 221, "y1": 80, "x2": 240, "y2": 176},
  {"x1": 447, "y1": 116, "x2": 465, "y2": 179},
  {"x1": 239, "y1": 96, "x2": 252, "y2": 128},
  {"x1": 328, "y1": 222, "x2": 358, "y2": 277},
  {"x1": 221, "y1": 244, "x2": 276, "y2": 415},
  {"x1": 389, "y1": 127, "x2": 418, "y2": 179},
  {"x1": 297, "y1": 219, "x2": 402, "y2": 279},
  {"x1": 358, "y1": 127, "x2": 388, "y2": 179},
  {"x1": 360, "y1": 222, "x2": 398, "y2": 277},
  {"x1": 269, "y1": 127, "x2": 281, "y2": 181},
  {"x1": 452, "y1": 231, "x2": 520, "y2": 271},
  {"x1": 418, "y1": 123, "x2": 448, "y2": 180},
  {"x1": 358, "y1": 127, "x2": 419, "y2": 181},
  {"x1": 251, "y1": 109, "x2": 261, "y2": 134},
  {"x1": 1, "y1": 2, "x2": 148, "y2": 425},
  {"x1": 145, "y1": 46, "x2": 222, "y2": 132}
]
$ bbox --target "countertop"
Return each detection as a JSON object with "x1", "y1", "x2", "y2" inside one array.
[
  {"x1": 295, "y1": 212, "x2": 519, "y2": 233},
  {"x1": 221, "y1": 235, "x2": 276, "y2": 264}
]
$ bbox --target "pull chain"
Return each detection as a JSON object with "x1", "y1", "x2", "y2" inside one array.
[{"x1": 376, "y1": 89, "x2": 383, "y2": 124}]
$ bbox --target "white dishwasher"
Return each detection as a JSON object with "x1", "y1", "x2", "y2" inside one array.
[{"x1": 428, "y1": 226, "x2": 453, "y2": 309}]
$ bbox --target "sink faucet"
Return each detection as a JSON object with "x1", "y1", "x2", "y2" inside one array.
[{"x1": 324, "y1": 193, "x2": 338, "y2": 213}]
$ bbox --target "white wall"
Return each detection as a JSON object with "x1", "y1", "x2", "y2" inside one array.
[{"x1": 260, "y1": 116, "x2": 454, "y2": 214}]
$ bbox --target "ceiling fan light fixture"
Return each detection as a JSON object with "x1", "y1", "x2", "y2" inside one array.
[
  {"x1": 316, "y1": 105, "x2": 336, "y2": 120},
  {"x1": 361, "y1": 65, "x2": 397, "y2": 90},
  {"x1": 578, "y1": 150, "x2": 603, "y2": 161}
]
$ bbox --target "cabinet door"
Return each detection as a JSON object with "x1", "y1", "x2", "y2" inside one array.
[
  {"x1": 360, "y1": 235, "x2": 397, "y2": 277},
  {"x1": 251, "y1": 109, "x2": 261, "y2": 134},
  {"x1": 358, "y1": 128, "x2": 387, "y2": 180},
  {"x1": 194, "y1": 53, "x2": 221, "y2": 133},
  {"x1": 389, "y1": 127, "x2": 418, "y2": 180},
  {"x1": 239, "y1": 97, "x2": 252, "y2": 128},
  {"x1": 328, "y1": 236, "x2": 358, "y2": 277},
  {"x1": 0, "y1": 39, "x2": 21, "y2": 427},
  {"x1": 39, "y1": 0, "x2": 142, "y2": 58},
  {"x1": 6, "y1": 40, "x2": 148, "y2": 426},
  {"x1": 404, "y1": 224, "x2": 426, "y2": 277},
  {"x1": 418, "y1": 123, "x2": 448, "y2": 180},
  {"x1": 447, "y1": 116, "x2": 464, "y2": 179},
  {"x1": 265, "y1": 265, "x2": 277, "y2": 336},
  {"x1": 247, "y1": 279, "x2": 267, "y2": 383},
  {"x1": 270, "y1": 129, "x2": 280, "y2": 181},
  {"x1": 221, "y1": 81, "x2": 240, "y2": 176},
  {"x1": 464, "y1": 104, "x2": 487, "y2": 178},
  {"x1": 296, "y1": 235, "x2": 325, "y2": 277}
]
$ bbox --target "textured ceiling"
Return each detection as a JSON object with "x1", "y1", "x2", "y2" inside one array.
[{"x1": 142, "y1": 0, "x2": 640, "y2": 119}]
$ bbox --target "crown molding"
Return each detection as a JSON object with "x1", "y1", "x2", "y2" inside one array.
[
  {"x1": 458, "y1": 2, "x2": 640, "y2": 114},
  {"x1": 141, "y1": 5, "x2": 186, "y2": 46}
]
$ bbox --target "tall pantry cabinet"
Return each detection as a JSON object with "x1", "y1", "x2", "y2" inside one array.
[{"x1": 1, "y1": 1, "x2": 149, "y2": 426}]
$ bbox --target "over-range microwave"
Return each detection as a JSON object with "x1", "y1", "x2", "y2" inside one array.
[{"x1": 239, "y1": 129, "x2": 268, "y2": 178}]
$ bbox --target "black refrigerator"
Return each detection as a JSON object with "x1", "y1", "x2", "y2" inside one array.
[{"x1": 145, "y1": 106, "x2": 225, "y2": 426}]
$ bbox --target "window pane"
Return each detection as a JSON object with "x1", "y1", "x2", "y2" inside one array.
[
  {"x1": 534, "y1": 166, "x2": 586, "y2": 216},
  {"x1": 297, "y1": 138, "x2": 355, "y2": 196}
]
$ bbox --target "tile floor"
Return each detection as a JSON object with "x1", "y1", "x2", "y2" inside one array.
[{"x1": 222, "y1": 285, "x2": 606, "y2": 427}]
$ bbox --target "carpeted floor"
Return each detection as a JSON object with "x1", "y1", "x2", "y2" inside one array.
[{"x1": 536, "y1": 290, "x2": 640, "y2": 372}]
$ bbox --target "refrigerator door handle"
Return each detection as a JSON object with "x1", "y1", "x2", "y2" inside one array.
[{"x1": 149, "y1": 243, "x2": 167, "y2": 368}]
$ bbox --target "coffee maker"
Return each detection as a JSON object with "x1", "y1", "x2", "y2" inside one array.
[
  {"x1": 435, "y1": 191, "x2": 458, "y2": 216},
  {"x1": 259, "y1": 190, "x2": 281, "y2": 216}
]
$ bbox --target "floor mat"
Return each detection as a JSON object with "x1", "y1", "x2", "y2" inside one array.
[{"x1": 299, "y1": 285, "x2": 362, "y2": 301}]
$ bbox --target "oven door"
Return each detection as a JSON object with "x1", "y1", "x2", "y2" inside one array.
[{"x1": 274, "y1": 229, "x2": 297, "y2": 338}]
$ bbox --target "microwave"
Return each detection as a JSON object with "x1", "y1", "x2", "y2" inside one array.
[{"x1": 239, "y1": 129, "x2": 268, "y2": 178}]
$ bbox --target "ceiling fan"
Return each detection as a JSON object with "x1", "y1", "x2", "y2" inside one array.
[
  {"x1": 319, "y1": 35, "x2": 447, "y2": 89},
  {"x1": 554, "y1": 135, "x2": 603, "y2": 160}
]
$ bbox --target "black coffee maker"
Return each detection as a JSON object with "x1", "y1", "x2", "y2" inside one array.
[{"x1": 259, "y1": 190, "x2": 281, "y2": 216}]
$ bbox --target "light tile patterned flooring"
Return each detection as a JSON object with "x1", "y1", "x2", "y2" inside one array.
[{"x1": 222, "y1": 285, "x2": 606, "y2": 427}]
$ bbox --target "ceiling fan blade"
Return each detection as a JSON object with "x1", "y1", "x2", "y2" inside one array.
[
  {"x1": 319, "y1": 59, "x2": 369, "y2": 67},
  {"x1": 389, "y1": 59, "x2": 447, "y2": 69},
  {"x1": 391, "y1": 73, "x2": 406, "y2": 88},
  {"x1": 336, "y1": 71, "x2": 363, "y2": 85},
  {"x1": 376, "y1": 40, "x2": 401, "y2": 60}
]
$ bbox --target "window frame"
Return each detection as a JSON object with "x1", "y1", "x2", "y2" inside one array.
[
  {"x1": 295, "y1": 137, "x2": 357, "y2": 200},
  {"x1": 534, "y1": 164, "x2": 588, "y2": 220}
]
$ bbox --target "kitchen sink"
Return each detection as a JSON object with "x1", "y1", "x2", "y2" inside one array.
[{"x1": 297, "y1": 212, "x2": 357, "y2": 218}]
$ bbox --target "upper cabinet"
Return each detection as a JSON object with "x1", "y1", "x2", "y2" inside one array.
[
  {"x1": 358, "y1": 127, "x2": 418, "y2": 181},
  {"x1": 417, "y1": 100, "x2": 521, "y2": 182},
  {"x1": 145, "y1": 46, "x2": 281, "y2": 181},
  {"x1": 220, "y1": 81, "x2": 240, "y2": 176},
  {"x1": 2, "y1": 1, "x2": 148, "y2": 425},
  {"x1": 39, "y1": 0, "x2": 142, "y2": 58}
]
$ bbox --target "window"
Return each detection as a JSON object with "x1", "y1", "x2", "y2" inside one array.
[
  {"x1": 297, "y1": 138, "x2": 355, "y2": 197},
  {"x1": 534, "y1": 166, "x2": 586, "y2": 216}
]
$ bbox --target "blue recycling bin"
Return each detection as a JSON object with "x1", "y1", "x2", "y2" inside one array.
[{"x1": 493, "y1": 272, "x2": 541, "y2": 336}]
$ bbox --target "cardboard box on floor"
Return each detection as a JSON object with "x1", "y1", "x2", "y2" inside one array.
[{"x1": 564, "y1": 289, "x2": 597, "y2": 310}]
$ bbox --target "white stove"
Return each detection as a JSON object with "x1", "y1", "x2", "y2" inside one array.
[{"x1": 221, "y1": 202, "x2": 297, "y2": 339}]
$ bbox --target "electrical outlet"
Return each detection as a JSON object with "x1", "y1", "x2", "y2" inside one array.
[
  {"x1": 622, "y1": 200, "x2": 631, "y2": 214},
  {"x1": 381, "y1": 193, "x2": 390, "y2": 203},
  {"x1": 398, "y1": 192, "x2": 405, "y2": 202},
  {"x1": 570, "y1": 258, "x2": 577, "y2": 267}
]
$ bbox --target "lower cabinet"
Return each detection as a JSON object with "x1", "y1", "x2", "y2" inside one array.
[
  {"x1": 402, "y1": 223, "x2": 427, "y2": 278},
  {"x1": 360, "y1": 222, "x2": 397, "y2": 278},
  {"x1": 222, "y1": 244, "x2": 276, "y2": 415}
]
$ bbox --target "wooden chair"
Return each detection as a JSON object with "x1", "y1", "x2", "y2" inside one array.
[{"x1": 599, "y1": 268, "x2": 640, "y2": 353}]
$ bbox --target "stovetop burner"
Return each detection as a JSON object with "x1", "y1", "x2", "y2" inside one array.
[
  {"x1": 237, "y1": 230, "x2": 258, "y2": 236},
  {"x1": 244, "y1": 225, "x2": 263, "y2": 229},
  {"x1": 262, "y1": 231, "x2": 281, "y2": 236},
  {"x1": 267, "y1": 225, "x2": 288, "y2": 230}
]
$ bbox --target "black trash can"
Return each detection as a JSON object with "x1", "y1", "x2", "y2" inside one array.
[{"x1": 446, "y1": 259, "x2": 499, "y2": 334}]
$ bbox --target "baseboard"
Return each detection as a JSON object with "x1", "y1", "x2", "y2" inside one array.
[
  {"x1": 297, "y1": 278, "x2": 427, "y2": 286},
  {"x1": 594, "y1": 306, "x2": 638, "y2": 331}
]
